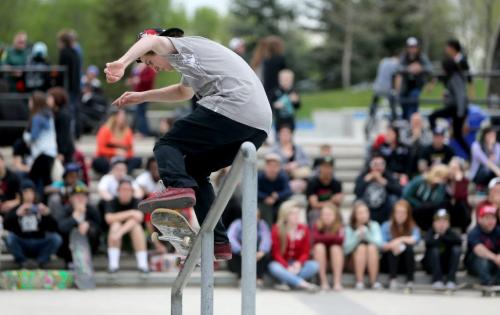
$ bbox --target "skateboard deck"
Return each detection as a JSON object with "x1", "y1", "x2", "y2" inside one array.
[
  {"x1": 473, "y1": 284, "x2": 500, "y2": 297},
  {"x1": 69, "y1": 228, "x2": 96, "y2": 289},
  {"x1": 404, "y1": 282, "x2": 468, "y2": 294},
  {"x1": 0, "y1": 270, "x2": 73, "y2": 290},
  {"x1": 150, "y1": 209, "x2": 197, "y2": 257}
]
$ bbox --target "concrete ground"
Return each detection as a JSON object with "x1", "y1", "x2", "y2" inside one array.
[{"x1": 1, "y1": 287, "x2": 497, "y2": 315}]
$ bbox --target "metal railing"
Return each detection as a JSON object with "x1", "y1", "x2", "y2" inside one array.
[{"x1": 171, "y1": 142, "x2": 258, "y2": 315}]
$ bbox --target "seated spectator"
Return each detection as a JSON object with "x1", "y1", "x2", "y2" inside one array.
[
  {"x1": 381, "y1": 200, "x2": 420, "y2": 290},
  {"x1": 81, "y1": 65, "x2": 101, "y2": 91},
  {"x1": 373, "y1": 125, "x2": 411, "y2": 185},
  {"x1": 47, "y1": 87, "x2": 75, "y2": 163},
  {"x1": 270, "y1": 69, "x2": 301, "y2": 132},
  {"x1": 418, "y1": 127, "x2": 454, "y2": 173},
  {"x1": 422, "y1": 209, "x2": 462, "y2": 290},
  {"x1": 311, "y1": 203, "x2": 345, "y2": 291},
  {"x1": 3, "y1": 180, "x2": 62, "y2": 268},
  {"x1": 312, "y1": 144, "x2": 333, "y2": 169},
  {"x1": 354, "y1": 155, "x2": 402, "y2": 223},
  {"x1": 344, "y1": 201, "x2": 383, "y2": 289},
  {"x1": 258, "y1": 153, "x2": 292, "y2": 225},
  {"x1": 98, "y1": 158, "x2": 143, "y2": 203},
  {"x1": 268, "y1": 200, "x2": 319, "y2": 291},
  {"x1": 272, "y1": 125, "x2": 311, "y2": 193},
  {"x1": 104, "y1": 179, "x2": 148, "y2": 273},
  {"x1": 400, "y1": 113, "x2": 433, "y2": 176},
  {"x1": 227, "y1": 209, "x2": 271, "y2": 286},
  {"x1": 56, "y1": 184, "x2": 101, "y2": 267},
  {"x1": 476, "y1": 178, "x2": 500, "y2": 225},
  {"x1": 0, "y1": 153, "x2": 21, "y2": 214},
  {"x1": 136, "y1": 157, "x2": 162, "y2": 197},
  {"x1": 447, "y1": 157, "x2": 471, "y2": 232},
  {"x1": 470, "y1": 127, "x2": 500, "y2": 187},
  {"x1": 465, "y1": 204, "x2": 500, "y2": 286},
  {"x1": 92, "y1": 109, "x2": 142, "y2": 175},
  {"x1": 45, "y1": 163, "x2": 85, "y2": 217},
  {"x1": 403, "y1": 164, "x2": 449, "y2": 230},
  {"x1": 25, "y1": 91, "x2": 58, "y2": 197},
  {"x1": 306, "y1": 156, "x2": 343, "y2": 223}
]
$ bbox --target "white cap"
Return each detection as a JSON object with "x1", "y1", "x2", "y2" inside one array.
[
  {"x1": 229, "y1": 37, "x2": 245, "y2": 51},
  {"x1": 488, "y1": 177, "x2": 500, "y2": 190},
  {"x1": 406, "y1": 37, "x2": 419, "y2": 47},
  {"x1": 32, "y1": 41, "x2": 48, "y2": 58}
]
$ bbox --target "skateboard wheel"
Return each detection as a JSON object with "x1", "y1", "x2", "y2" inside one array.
[
  {"x1": 151, "y1": 232, "x2": 159, "y2": 242},
  {"x1": 183, "y1": 236, "x2": 191, "y2": 247}
]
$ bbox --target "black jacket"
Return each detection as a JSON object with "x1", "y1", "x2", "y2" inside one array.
[
  {"x1": 424, "y1": 228, "x2": 462, "y2": 250},
  {"x1": 4, "y1": 205, "x2": 58, "y2": 239},
  {"x1": 58, "y1": 47, "x2": 81, "y2": 94},
  {"x1": 54, "y1": 108, "x2": 75, "y2": 161},
  {"x1": 57, "y1": 204, "x2": 101, "y2": 235}
]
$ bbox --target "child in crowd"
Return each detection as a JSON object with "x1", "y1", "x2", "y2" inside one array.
[
  {"x1": 268, "y1": 200, "x2": 319, "y2": 291},
  {"x1": 344, "y1": 201, "x2": 383, "y2": 290},
  {"x1": 381, "y1": 200, "x2": 420, "y2": 290},
  {"x1": 270, "y1": 69, "x2": 301, "y2": 132},
  {"x1": 311, "y1": 203, "x2": 345, "y2": 291}
]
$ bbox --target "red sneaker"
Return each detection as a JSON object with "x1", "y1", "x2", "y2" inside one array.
[
  {"x1": 214, "y1": 242, "x2": 232, "y2": 261},
  {"x1": 139, "y1": 186, "x2": 196, "y2": 212}
]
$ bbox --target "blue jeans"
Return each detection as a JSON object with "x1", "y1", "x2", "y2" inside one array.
[
  {"x1": 268, "y1": 260, "x2": 319, "y2": 287},
  {"x1": 466, "y1": 252, "x2": 500, "y2": 285},
  {"x1": 134, "y1": 102, "x2": 151, "y2": 136},
  {"x1": 5, "y1": 232, "x2": 62, "y2": 265},
  {"x1": 400, "y1": 88, "x2": 421, "y2": 121}
]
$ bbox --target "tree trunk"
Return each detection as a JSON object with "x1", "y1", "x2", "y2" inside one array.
[{"x1": 341, "y1": 0, "x2": 354, "y2": 89}]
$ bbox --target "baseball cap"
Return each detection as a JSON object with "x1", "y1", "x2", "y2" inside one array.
[
  {"x1": 70, "y1": 183, "x2": 89, "y2": 195},
  {"x1": 406, "y1": 37, "x2": 419, "y2": 47},
  {"x1": 20, "y1": 179, "x2": 35, "y2": 191},
  {"x1": 229, "y1": 37, "x2": 245, "y2": 51},
  {"x1": 318, "y1": 155, "x2": 335, "y2": 167},
  {"x1": 87, "y1": 65, "x2": 99, "y2": 75},
  {"x1": 433, "y1": 126, "x2": 446, "y2": 136},
  {"x1": 433, "y1": 209, "x2": 450, "y2": 221},
  {"x1": 488, "y1": 177, "x2": 500, "y2": 190},
  {"x1": 265, "y1": 153, "x2": 281, "y2": 163},
  {"x1": 136, "y1": 27, "x2": 184, "y2": 63},
  {"x1": 478, "y1": 204, "x2": 498, "y2": 218},
  {"x1": 63, "y1": 162, "x2": 80, "y2": 177}
]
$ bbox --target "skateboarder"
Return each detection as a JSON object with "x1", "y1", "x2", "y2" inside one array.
[{"x1": 104, "y1": 28, "x2": 271, "y2": 260}]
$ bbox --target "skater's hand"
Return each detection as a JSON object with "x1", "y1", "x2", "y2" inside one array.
[
  {"x1": 104, "y1": 61, "x2": 125, "y2": 83},
  {"x1": 112, "y1": 91, "x2": 145, "y2": 108},
  {"x1": 78, "y1": 221, "x2": 90, "y2": 235}
]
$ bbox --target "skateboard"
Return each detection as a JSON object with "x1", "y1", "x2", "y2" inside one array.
[
  {"x1": 403, "y1": 282, "x2": 468, "y2": 295},
  {"x1": 473, "y1": 284, "x2": 500, "y2": 297},
  {"x1": 69, "y1": 228, "x2": 96, "y2": 289},
  {"x1": 0, "y1": 270, "x2": 73, "y2": 290},
  {"x1": 150, "y1": 209, "x2": 197, "y2": 259}
]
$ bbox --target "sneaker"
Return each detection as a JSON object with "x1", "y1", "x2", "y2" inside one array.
[
  {"x1": 355, "y1": 282, "x2": 365, "y2": 290},
  {"x1": 302, "y1": 282, "x2": 320, "y2": 293},
  {"x1": 405, "y1": 281, "x2": 414, "y2": 290},
  {"x1": 445, "y1": 281, "x2": 457, "y2": 290},
  {"x1": 138, "y1": 184, "x2": 196, "y2": 212},
  {"x1": 389, "y1": 279, "x2": 399, "y2": 290},
  {"x1": 432, "y1": 281, "x2": 445, "y2": 290},
  {"x1": 274, "y1": 283, "x2": 291, "y2": 291},
  {"x1": 371, "y1": 281, "x2": 383, "y2": 290},
  {"x1": 22, "y1": 260, "x2": 39, "y2": 270},
  {"x1": 214, "y1": 242, "x2": 232, "y2": 261},
  {"x1": 138, "y1": 268, "x2": 149, "y2": 274}
]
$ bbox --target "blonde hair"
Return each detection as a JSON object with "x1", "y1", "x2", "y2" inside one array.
[
  {"x1": 315, "y1": 203, "x2": 343, "y2": 234},
  {"x1": 276, "y1": 200, "x2": 301, "y2": 254},
  {"x1": 105, "y1": 110, "x2": 129, "y2": 139},
  {"x1": 424, "y1": 164, "x2": 449, "y2": 183}
]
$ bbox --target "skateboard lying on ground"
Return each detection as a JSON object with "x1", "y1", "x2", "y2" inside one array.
[
  {"x1": 70, "y1": 228, "x2": 96, "y2": 289},
  {"x1": 473, "y1": 284, "x2": 500, "y2": 297},
  {"x1": 150, "y1": 209, "x2": 197, "y2": 259},
  {"x1": 403, "y1": 282, "x2": 468, "y2": 295}
]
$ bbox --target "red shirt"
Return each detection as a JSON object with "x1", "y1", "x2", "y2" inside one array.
[
  {"x1": 311, "y1": 224, "x2": 344, "y2": 247},
  {"x1": 134, "y1": 67, "x2": 156, "y2": 92},
  {"x1": 271, "y1": 224, "x2": 310, "y2": 267}
]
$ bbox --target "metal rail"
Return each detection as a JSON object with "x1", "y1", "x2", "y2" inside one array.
[{"x1": 171, "y1": 141, "x2": 257, "y2": 315}]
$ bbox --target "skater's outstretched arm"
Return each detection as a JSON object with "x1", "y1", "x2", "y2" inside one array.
[{"x1": 112, "y1": 84, "x2": 194, "y2": 107}]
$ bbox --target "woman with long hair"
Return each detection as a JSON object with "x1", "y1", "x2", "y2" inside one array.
[
  {"x1": 92, "y1": 109, "x2": 142, "y2": 174},
  {"x1": 262, "y1": 36, "x2": 286, "y2": 100},
  {"x1": 470, "y1": 126, "x2": 500, "y2": 187},
  {"x1": 250, "y1": 38, "x2": 269, "y2": 81},
  {"x1": 344, "y1": 200, "x2": 383, "y2": 289},
  {"x1": 381, "y1": 200, "x2": 420, "y2": 289},
  {"x1": 268, "y1": 200, "x2": 319, "y2": 291},
  {"x1": 312, "y1": 203, "x2": 345, "y2": 290}
]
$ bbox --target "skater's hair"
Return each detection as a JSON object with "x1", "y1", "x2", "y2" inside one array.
[
  {"x1": 276, "y1": 200, "x2": 302, "y2": 254},
  {"x1": 389, "y1": 199, "x2": 415, "y2": 238},
  {"x1": 47, "y1": 87, "x2": 68, "y2": 110},
  {"x1": 349, "y1": 200, "x2": 370, "y2": 229},
  {"x1": 315, "y1": 203, "x2": 343, "y2": 235}
]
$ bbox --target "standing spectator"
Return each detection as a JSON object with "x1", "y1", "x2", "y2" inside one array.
[
  {"x1": 57, "y1": 29, "x2": 81, "y2": 137},
  {"x1": 311, "y1": 203, "x2": 345, "y2": 291},
  {"x1": 105, "y1": 180, "x2": 148, "y2": 273},
  {"x1": 127, "y1": 63, "x2": 156, "y2": 136},
  {"x1": 395, "y1": 37, "x2": 433, "y2": 120},
  {"x1": 2, "y1": 31, "x2": 29, "y2": 92},
  {"x1": 344, "y1": 201, "x2": 383, "y2": 290},
  {"x1": 262, "y1": 36, "x2": 286, "y2": 101},
  {"x1": 447, "y1": 157, "x2": 472, "y2": 232},
  {"x1": 228, "y1": 37, "x2": 246, "y2": 59},
  {"x1": 25, "y1": 41, "x2": 52, "y2": 92},
  {"x1": 422, "y1": 209, "x2": 462, "y2": 290},
  {"x1": 306, "y1": 156, "x2": 343, "y2": 223},
  {"x1": 268, "y1": 200, "x2": 319, "y2": 291},
  {"x1": 381, "y1": 200, "x2": 420, "y2": 290},
  {"x1": 136, "y1": 157, "x2": 162, "y2": 197},
  {"x1": 3, "y1": 180, "x2": 61, "y2": 268},
  {"x1": 354, "y1": 155, "x2": 402, "y2": 223},
  {"x1": 250, "y1": 38, "x2": 269, "y2": 82},
  {"x1": 97, "y1": 158, "x2": 143, "y2": 203},
  {"x1": 418, "y1": 127, "x2": 455, "y2": 173},
  {"x1": 465, "y1": 204, "x2": 500, "y2": 286},
  {"x1": 429, "y1": 39, "x2": 472, "y2": 157},
  {"x1": 373, "y1": 125, "x2": 411, "y2": 184},
  {"x1": 227, "y1": 209, "x2": 271, "y2": 286},
  {"x1": 403, "y1": 164, "x2": 449, "y2": 230},
  {"x1": 24, "y1": 91, "x2": 57, "y2": 197},
  {"x1": 92, "y1": 109, "x2": 142, "y2": 175},
  {"x1": 470, "y1": 127, "x2": 500, "y2": 187},
  {"x1": 0, "y1": 153, "x2": 21, "y2": 214},
  {"x1": 258, "y1": 153, "x2": 292, "y2": 225},
  {"x1": 366, "y1": 51, "x2": 399, "y2": 134},
  {"x1": 56, "y1": 184, "x2": 101, "y2": 267},
  {"x1": 47, "y1": 86, "x2": 75, "y2": 163},
  {"x1": 270, "y1": 69, "x2": 301, "y2": 132},
  {"x1": 81, "y1": 65, "x2": 101, "y2": 91}
]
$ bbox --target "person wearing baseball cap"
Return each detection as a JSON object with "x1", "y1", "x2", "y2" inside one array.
[
  {"x1": 395, "y1": 36, "x2": 433, "y2": 121},
  {"x1": 104, "y1": 24, "x2": 272, "y2": 260},
  {"x1": 418, "y1": 126, "x2": 454, "y2": 172},
  {"x1": 422, "y1": 209, "x2": 462, "y2": 290},
  {"x1": 45, "y1": 162, "x2": 85, "y2": 212},
  {"x1": 474, "y1": 177, "x2": 500, "y2": 222},
  {"x1": 465, "y1": 204, "x2": 500, "y2": 285}
]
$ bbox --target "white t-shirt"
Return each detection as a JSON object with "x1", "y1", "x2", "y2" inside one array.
[
  {"x1": 97, "y1": 174, "x2": 140, "y2": 198},
  {"x1": 136, "y1": 171, "x2": 162, "y2": 195}
]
